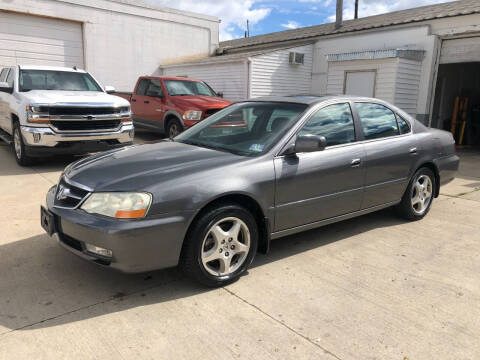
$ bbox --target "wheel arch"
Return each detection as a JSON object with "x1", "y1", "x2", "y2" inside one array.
[
  {"x1": 183, "y1": 193, "x2": 271, "y2": 257},
  {"x1": 163, "y1": 111, "x2": 183, "y2": 133}
]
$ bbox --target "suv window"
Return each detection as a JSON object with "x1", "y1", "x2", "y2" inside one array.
[
  {"x1": 396, "y1": 114, "x2": 411, "y2": 134},
  {"x1": 355, "y1": 103, "x2": 400, "y2": 140},
  {"x1": 136, "y1": 79, "x2": 150, "y2": 96},
  {"x1": 298, "y1": 103, "x2": 356, "y2": 146},
  {"x1": 145, "y1": 79, "x2": 163, "y2": 97},
  {"x1": 6, "y1": 69, "x2": 14, "y2": 88},
  {"x1": 0, "y1": 68, "x2": 9, "y2": 82}
]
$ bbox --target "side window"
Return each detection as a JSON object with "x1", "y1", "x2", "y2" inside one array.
[
  {"x1": 0, "y1": 68, "x2": 8, "y2": 82},
  {"x1": 298, "y1": 103, "x2": 356, "y2": 146},
  {"x1": 6, "y1": 69, "x2": 15, "y2": 88},
  {"x1": 136, "y1": 79, "x2": 150, "y2": 96},
  {"x1": 145, "y1": 79, "x2": 163, "y2": 97},
  {"x1": 396, "y1": 114, "x2": 411, "y2": 134},
  {"x1": 355, "y1": 103, "x2": 400, "y2": 140}
]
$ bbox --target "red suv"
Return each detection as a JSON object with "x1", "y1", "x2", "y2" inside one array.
[{"x1": 115, "y1": 76, "x2": 232, "y2": 138}]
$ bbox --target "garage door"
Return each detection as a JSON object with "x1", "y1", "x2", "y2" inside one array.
[
  {"x1": 0, "y1": 12, "x2": 84, "y2": 69},
  {"x1": 440, "y1": 36, "x2": 480, "y2": 64}
]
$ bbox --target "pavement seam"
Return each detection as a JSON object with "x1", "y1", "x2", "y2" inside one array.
[
  {"x1": 440, "y1": 192, "x2": 480, "y2": 203},
  {"x1": 223, "y1": 287, "x2": 343, "y2": 360},
  {"x1": 0, "y1": 279, "x2": 180, "y2": 337}
]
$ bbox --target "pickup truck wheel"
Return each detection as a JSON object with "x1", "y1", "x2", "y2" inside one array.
[
  {"x1": 166, "y1": 119, "x2": 183, "y2": 138},
  {"x1": 12, "y1": 123, "x2": 33, "y2": 166},
  {"x1": 180, "y1": 203, "x2": 258, "y2": 287}
]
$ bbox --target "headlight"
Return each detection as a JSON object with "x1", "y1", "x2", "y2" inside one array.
[
  {"x1": 81, "y1": 192, "x2": 152, "y2": 219},
  {"x1": 183, "y1": 110, "x2": 202, "y2": 121},
  {"x1": 26, "y1": 104, "x2": 50, "y2": 124}
]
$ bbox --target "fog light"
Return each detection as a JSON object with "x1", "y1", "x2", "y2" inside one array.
[
  {"x1": 33, "y1": 133, "x2": 41, "y2": 143},
  {"x1": 85, "y1": 243, "x2": 113, "y2": 258},
  {"x1": 129, "y1": 129, "x2": 135, "y2": 138}
]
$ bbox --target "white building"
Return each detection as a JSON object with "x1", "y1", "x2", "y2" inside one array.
[
  {"x1": 161, "y1": 0, "x2": 480, "y2": 141},
  {"x1": 0, "y1": 0, "x2": 219, "y2": 91}
]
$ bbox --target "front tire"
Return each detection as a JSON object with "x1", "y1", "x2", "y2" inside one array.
[
  {"x1": 166, "y1": 118, "x2": 183, "y2": 139},
  {"x1": 12, "y1": 122, "x2": 33, "y2": 166},
  {"x1": 180, "y1": 204, "x2": 258, "y2": 287},
  {"x1": 396, "y1": 167, "x2": 435, "y2": 221}
]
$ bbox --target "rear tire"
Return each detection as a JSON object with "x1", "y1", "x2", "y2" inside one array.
[
  {"x1": 166, "y1": 118, "x2": 183, "y2": 139},
  {"x1": 396, "y1": 167, "x2": 435, "y2": 221},
  {"x1": 12, "y1": 122, "x2": 33, "y2": 166},
  {"x1": 180, "y1": 203, "x2": 258, "y2": 287}
]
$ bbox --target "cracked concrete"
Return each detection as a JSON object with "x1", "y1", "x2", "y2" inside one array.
[{"x1": 0, "y1": 135, "x2": 479, "y2": 360}]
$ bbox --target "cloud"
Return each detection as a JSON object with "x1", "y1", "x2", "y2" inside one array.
[
  {"x1": 281, "y1": 20, "x2": 301, "y2": 29},
  {"x1": 326, "y1": 0, "x2": 456, "y2": 22},
  {"x1": 151, "y1": 0, "x2": 271, "y2": 41}
]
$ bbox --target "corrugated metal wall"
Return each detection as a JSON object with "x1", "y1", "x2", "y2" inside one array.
[
  {"x1": 249, "y1": 44, "x2": 313, "y2": 98},
  {"x1": 163, "y1": 61, "x2": 248, "y2": 102},
  {"x1": 395, "y1": 58, "x2": 422, "y2": 116}
]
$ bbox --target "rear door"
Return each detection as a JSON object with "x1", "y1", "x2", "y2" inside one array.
[
  {"x1": 130, "y1": 79, "x2": 150, "y2": 125},
  {"x1": 274, "y1": 102, "x2": 366, "y2": 231},
  {"x1": 142, "y1": 79, "x2": 166, "y2": 128},
  {"x1": 0, "y1": 67, "x2": 14, "y2": 132},
  {"x1": 353, "y1": 102, "x2": 417, "y2": 209}
]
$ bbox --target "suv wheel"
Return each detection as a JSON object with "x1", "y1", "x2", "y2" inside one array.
[
  {"x1": 12, "y1": 122, "x2": 33, "y2": 166},
  {"x1": 166, "y1": 119, "x2": 183, "y2": 138},
  {"x1": 181, "y1": 203, "x2": 258, "y2": 287}
]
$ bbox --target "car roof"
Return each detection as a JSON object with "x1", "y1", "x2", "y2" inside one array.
[
  {"x1": 246, "y1": 95, "x2": 380, "y2": 105},
  {"x1": 18, "y1": 65, "x2": 87, "y2": 73},
  {"x1": 142, "y1": 76, "x2": 204, "y2": 82}
]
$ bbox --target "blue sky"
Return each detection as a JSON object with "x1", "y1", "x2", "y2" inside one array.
[{"x1": 154, "y1": 0, "x2": 456, "y2": 41}]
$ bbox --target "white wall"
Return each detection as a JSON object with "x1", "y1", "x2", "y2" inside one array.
[
  {"x1": 249, "y1": 44, "x2": 313, "y2": 98},
  {"x1": 0, "y1": 0, "x2": 219, "y2": 91},
  {"x1": 163, "y1": 61, "x2": 248, "y2": 102},
  {"x1": 395, "y1": 58, "x2": 422, "y2": 116}
]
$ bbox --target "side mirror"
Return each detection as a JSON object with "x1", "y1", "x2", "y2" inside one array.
[
  {"x1": 105, "y1": 85, "x2": 115, "y2": 94},
  {"x1": 294, "y1": 135, "x2": 327, "y2": 153},
  {"x1": 0, "y1": 81, "x2": 13, "y2": 94},
  {"x1": 217, "y1": 91, "x2": 224, "y2": 98}
]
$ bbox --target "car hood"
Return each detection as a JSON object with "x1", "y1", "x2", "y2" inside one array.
[
  {"x1": 19, "y1": 90, "x2": 130, "y2": 107},
  {"x1": 169, "y1": 95, "x2": 232, "y2": 110},
  {"x1": 64, "y1": 141, "x2": 246, "y2": 191}
]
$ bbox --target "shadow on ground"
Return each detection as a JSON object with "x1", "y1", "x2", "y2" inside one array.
[{"x1": 0, "y1": 207, "x2": 404, "y2": 332}]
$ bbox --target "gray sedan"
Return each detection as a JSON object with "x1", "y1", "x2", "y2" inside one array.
[{"x1": 41, "y1": 96, "x2": 459, "y2": 286}]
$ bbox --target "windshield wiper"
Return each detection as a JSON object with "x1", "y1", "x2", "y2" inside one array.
[{"x1": 171, "y1": 93, "x2": 193, "y2": 96}]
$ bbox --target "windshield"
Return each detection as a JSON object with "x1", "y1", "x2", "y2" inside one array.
[
  {"x1": 174, "y1": 102, "x2": 308, "y2": 156},
  {"x1": 19, "y1": 70, "x2": 103, "y2": 92},
  {"x1": 164, "y1": 80, "x2": 217, "y2": 97}
]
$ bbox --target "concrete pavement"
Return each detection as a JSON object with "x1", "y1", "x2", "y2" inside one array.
[{"x1": 0, "y1": 135, "x2": 479, "y2": 360}]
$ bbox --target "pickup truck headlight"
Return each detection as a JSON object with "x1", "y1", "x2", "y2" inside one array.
[
  {"x1": 183, "y1": 110, "x2": 202, "y2": 121},
  {"x1": 81, "y1": 192, "x2": 152, "y2": 219},
  {"x1": 26, "y1": 105, "x2": 50, "y2": 124}
]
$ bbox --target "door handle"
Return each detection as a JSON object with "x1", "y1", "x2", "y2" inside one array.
[
  {"x1": 351, "y1": 158, "x2": 361, "y2": 167},
  {"x1": 144, "y1": 100, "x2": 150, "y2": 104},
  {"x1": 131, "y1": 98, "x2": 136, "y2": 102},
  {"x1": 409, "y1": 147, "x2": 418, "y2": 155}
]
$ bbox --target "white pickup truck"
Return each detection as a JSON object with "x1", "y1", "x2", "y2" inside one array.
[{"x1": 0, "y1": 65, "x2": 134, "y2": 165}]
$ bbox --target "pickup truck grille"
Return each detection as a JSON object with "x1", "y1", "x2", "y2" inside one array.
[
  {"x1": 53, "y1": 178, "x2": 90, "y2": 209},
  {"x1": 51, "y1": 120, "x2": 121, "y2": 131},
  {"x1": 204, "y1": 109, "x2": 221, "y2": 118},
  {"x1": 49, "y1": 107, "x2": 126, "y2": 116}
]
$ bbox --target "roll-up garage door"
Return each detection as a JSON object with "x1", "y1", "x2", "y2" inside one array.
[
  {"x1": 0, "y1": 12, "x2": 84, "y2": 69},
  {"x1": 440, "y1": 36, "x2": 480, "y2": 64}
]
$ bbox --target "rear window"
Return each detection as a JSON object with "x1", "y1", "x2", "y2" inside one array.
[{"x1": 355, "y1": 102, "x2": 400, "y2": 140}]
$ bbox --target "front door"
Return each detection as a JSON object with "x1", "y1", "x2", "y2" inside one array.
[
  {"x1": 353, "y1": 102, "x2": 417, "y2": 208},
  {"x1": 274, "y1": 102, "x2": 366, "y2": 231}
]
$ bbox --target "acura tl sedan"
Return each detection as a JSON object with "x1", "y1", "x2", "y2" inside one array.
[{"x1": 41, "y1": 96, "x2": 459, "y2": 286}]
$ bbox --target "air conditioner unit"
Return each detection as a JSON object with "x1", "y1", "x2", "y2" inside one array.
[{"x1": 289, "y1": 52, "x2": 305, "y2": 65}]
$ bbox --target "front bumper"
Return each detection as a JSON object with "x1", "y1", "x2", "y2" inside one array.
[
  {"x1": 21, "y1": 123, "x2": 134, "y2": 155},
  {"x1": 44, "y1": 186, "x2": 193, "y2": 273}
]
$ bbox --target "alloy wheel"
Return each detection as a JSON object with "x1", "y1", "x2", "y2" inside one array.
[
  {"x1": 201, "y1": 217, "x2": 251, "y2": 276},
  {"x1": 14, "y1": 129, "x2": 22, "y2": 160},
  {"x1": 411, "y1": 174, "x2": 433, "y2": 215},
  {"x1": 169, "y1": 123, "x2": 180, "y2": 138}
]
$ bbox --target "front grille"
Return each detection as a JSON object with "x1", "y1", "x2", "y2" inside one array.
[
  {"x1": 49, "y1": 107, "x2": 126, "y2": 116},
  {"x1": 53, "y1": 178, "x2": 90, "y2": 209},
  {"x1": 204, "y1": 108, "x2": 221, "y2": 117},
  {"x1": 51, "y1": 120, "x2": 121, "y2": 131}
]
